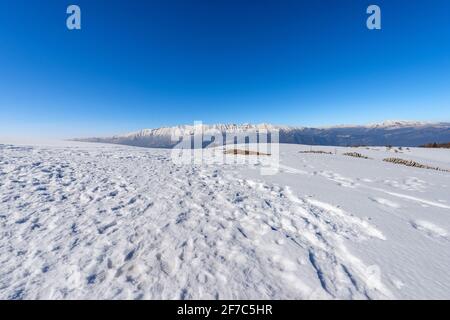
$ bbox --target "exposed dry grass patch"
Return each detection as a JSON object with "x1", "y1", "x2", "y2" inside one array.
[
  {"x1": 420, "y1": 142, "x2": 450, "y2": 149},
  {"x1": 224, "y1": 149, "x2": 271, "y2": 156},
  {"x1": 343, "y1": 152, "x2": 370, "y2": 159},
  {"x1": 383, "y1": 157, "x2": 450, "y2": 172},
  {"x1": 298, "y1": 150, "x2": 333, "y2": 155}
]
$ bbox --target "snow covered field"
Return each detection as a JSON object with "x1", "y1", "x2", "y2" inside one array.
[{"x1": 0, "y1": 141, "x2": 449, "y2": 299}]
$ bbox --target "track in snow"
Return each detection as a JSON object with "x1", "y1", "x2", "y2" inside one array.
[{"x1": 0, "y1": 143, "x2": 449, "y2": 299}]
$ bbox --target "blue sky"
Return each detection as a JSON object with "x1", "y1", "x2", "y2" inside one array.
[{"x1": 0, "y1": 0, "x2": 449, "y2": 138}]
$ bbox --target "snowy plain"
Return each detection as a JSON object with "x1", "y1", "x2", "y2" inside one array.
[{"x1": 0, "y1": 140, "x2": 449, "y2": 299}]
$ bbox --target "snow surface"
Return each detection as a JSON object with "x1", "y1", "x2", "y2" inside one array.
[{"x1": 0, "y1": 141, "x2": 449, "y2": 299}]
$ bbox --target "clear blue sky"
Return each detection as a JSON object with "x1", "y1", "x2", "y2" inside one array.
[{"x1": 0, "y1": 0, "x2": 449, "y2": 138}]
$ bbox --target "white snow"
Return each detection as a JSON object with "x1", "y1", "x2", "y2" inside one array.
[
  {"x1": 0, "y1": 141, "x2": 449, "y2": 299},
  {"x1": 96, "y1": 120, "x2": 444, "y2": 138},
  {"x1": 117, "y1": 123, "x2": 287, "y2": 139},
  {"x1": 411, "y1": 220, "x2": 448, "y2": 238}
]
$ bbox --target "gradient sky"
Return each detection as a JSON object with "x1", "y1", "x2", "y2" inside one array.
[{"x1": 1, "y1": 0, "x2": 450, "y2": 138}]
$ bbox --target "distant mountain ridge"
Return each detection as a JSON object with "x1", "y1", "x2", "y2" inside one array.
[{"x1": 74, "y1": 121, "x2": 450, "y2": 148}]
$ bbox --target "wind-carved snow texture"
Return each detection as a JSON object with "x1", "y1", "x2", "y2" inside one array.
[{"x1": 0, "y1": 143, "x2": 449, "y2": 299}]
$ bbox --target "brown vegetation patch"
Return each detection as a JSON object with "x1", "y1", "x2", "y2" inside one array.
[
  {"x1": 420, "y1": 142, "x2": 450, "y2": 149},
  {"x1": 299, "y1": 150, "x2": 333, "y2": 155},
  {"x1": 383, "y1": 157, "x2": 449, "y2": 172},
  {"x1": 343, "y1": 152, "x2": 370, "y2": 159},
  {"x1": 224, "y1": 149, "x2": 271, "y2": 156}
]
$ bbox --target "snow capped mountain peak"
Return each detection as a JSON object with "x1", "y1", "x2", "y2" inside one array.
[
  {"x1": 323, "y1": 120, "x2": 433, "y2": 129},
  {"x1": 117, "y1": 123, "x2": 288, "y2": 139},
  {"x1": 107, "y1": 121, "x2": 442, "y2": 140},
  {"x1": 75, "y1": 120, "x2": 450, "y2": 148},
  {"x1": 367, "y1": 120, "x2": 431, "y2": 128}
]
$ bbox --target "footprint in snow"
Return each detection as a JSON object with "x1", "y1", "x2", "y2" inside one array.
[
  {"x1": 369, "y1": 197, "x2": 400, "y2": 209},
  {"x1": 411, "y1": 220, "x2": 448, "y2": 239}
]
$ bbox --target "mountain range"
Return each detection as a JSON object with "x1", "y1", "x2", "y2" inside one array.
[{"x1": 74, "y1": 121, "x2": 450, "y2": 148}]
